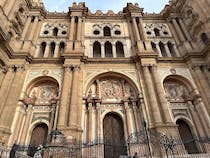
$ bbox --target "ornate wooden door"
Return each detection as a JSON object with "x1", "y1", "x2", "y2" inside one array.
[{"x1": 103, "y1": 113, "x2": 127, "y2": 158}]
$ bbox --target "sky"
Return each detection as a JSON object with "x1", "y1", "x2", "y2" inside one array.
[{"x1": 42, "y1": 0, "x2": 169, "y2": 13}]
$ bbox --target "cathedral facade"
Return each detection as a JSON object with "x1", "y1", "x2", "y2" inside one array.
[{"x1": 0, "y1": 0, "x2": 210, "y2": 157}]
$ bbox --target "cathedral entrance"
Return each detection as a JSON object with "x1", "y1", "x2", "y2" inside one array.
[
  {"x1": 28, "y1": 123, "x2": 48, "y2": 156},
  {"x1": 103, "y1": 113, "x2": 127, "y2": 158}
]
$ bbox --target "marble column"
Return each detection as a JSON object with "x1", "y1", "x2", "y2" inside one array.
[
  {"x1": 21, "y1": 16, "x2": 32, "y2": 40},
  {"x1": 53, "y1": 42, "x2": 60, "y2": 58},
  {"x1": 43, "y1": 42, "x2": 50, "y2": 58},
  {"x1": 172, "y1": 43, "x2": 180, "y2": 57},
  {"x1": 58, "y1": 65, "x2": 73, "y2": 127},
  {"x1": 69, "y1": 66, "x2": 80, "y2": 127},
  {"x1": 34, "y1": 44, "x2": 41, "y2": 58},
  {"x1": 164, "y1": 43, "x2": 172, "y2": 57},
  {"x1": 132, "y1": 17, "x2": 141, "y2": 41},
  {"x1": 172, "y1": 18, "x2": 185, "y2": 42},
  {"x1": 28, "y1": 16, "x2": 39, "y2": 41},
  {"x1": 112, "y1": 44, "x2": 117, "y2": 58},
  {"x1": 101, "y1": 44, "x2": 105, "y2": 58},
  {"x1": 151, "y1": 65, "x2": 173, "y2": 123},
  {"x1": 156, "y1": 43, "x2": 163, "y2": 57},
  {"x1": 142, "y1": 65, "x2": 162, "y2": 124}
]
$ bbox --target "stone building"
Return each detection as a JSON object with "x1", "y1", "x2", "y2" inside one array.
[{"x1": 0, "y1": 0, "x2": 210, "y2": 157}]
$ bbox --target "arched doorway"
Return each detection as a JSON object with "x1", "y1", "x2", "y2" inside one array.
[
  {"x1": 28, "y1": 123, "x2": 48, "y2": 156},
  {"x1": 176, "y1": 120, "x2": 199, "y2": 154},
  {"x1": 103, "y1": 113, "x2": 127, "y2": 158}
]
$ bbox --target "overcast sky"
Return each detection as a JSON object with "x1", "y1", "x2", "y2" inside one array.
[{"x1": 42, "y1": 0, "x2": 169, "y2": 13}]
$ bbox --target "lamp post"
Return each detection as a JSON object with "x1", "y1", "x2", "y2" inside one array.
[{"x1": 143, "y1": 120, "x2": 153, "y2": 158}]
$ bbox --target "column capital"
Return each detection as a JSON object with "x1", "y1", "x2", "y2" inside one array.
[{"x1": 63, "y1": 64, "x2": 81, "y2": 72}]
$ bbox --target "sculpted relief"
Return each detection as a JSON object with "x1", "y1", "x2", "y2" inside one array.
[
  {"x1": 87, "y1": 77, "x2": 137, "y2": 103},
  {"x1": 164, "y1": 81, "x2": 189, "y2": 101},
  {"x1": 26, "y1": 82, "x2": 59, "y2": 106}
]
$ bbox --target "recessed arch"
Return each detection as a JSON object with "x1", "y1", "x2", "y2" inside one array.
[
  {"x1": 26, "y1": 76, "x2": 59, "y2": 106},
  {"x1": 116, "y1": 41, "x2": 124, "y2": 57},
  {"x1": 93, "y1": 41, "x2": 101, "y2": 58},
  {"x1": 103, "y1": 112, "x2": 127, "y2": 158},
  {"x1": 176, "y1": 119, "x2": 199, "y2": 154},
  {"x1": 105, "y1": 41, "x2": 113, "y2": 58},
  {"x1": 104, "y1": 26, "x2": 111, "y2": 36}
]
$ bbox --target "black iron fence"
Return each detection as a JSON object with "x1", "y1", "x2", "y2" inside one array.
[{"x1": 1, "y1": 131, "x2": 210, "y2": 158}]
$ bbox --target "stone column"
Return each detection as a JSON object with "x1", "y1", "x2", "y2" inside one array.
[
  {"x1": 8, "y1": 102, "x2": 24, "y2": 146},
  {"x1": 132, "y1": 17, "x2": 141, "y2": 41},
  {"x1": 69, "y1": 16, "x2": 75, "y2": 41},
  {"x1": 83, "y1": 107, "x2": 89, "y2": 143},
  {"x1": 0, "y1": 68, "x2": 6, "y2": 88},
  {"x1": 133, "y1": 102, "x2": 140, "y2": 133},
  {"x1": 164, "y1": 43, "x2": 172, "y2": 57},
  {"x1": 138, "y1": 17, "x2": 146, "y2": 41},
  {"x1": 53, "y1": 42, "x2": 60, "y2": 58},
  {"x1": 193, "y1": 65, "x2": 210, "y2": 113},
  {"x1": 69, "y1": 65, "x2": 80, "y2": 127},
  {"x1": 0, "y1": 67, "x2": 15, "y2": 116},
  {"x1": 151, "y1": 65, "x2": 173, "y2": 123},
  {"x1": 28, "y1": 16, "x2": 39, "y2": 41},
  {"x1": 43, "y1": 42, "x2": 50, "y2": 58},
  {"x1": 0, "y1": 65, "x2": 26, "y2": 133},
  {"x1": 171, "y1": 18, "x2": 185, "y2": 42},
  {"x1": 203, "y1": 66, "x2": 210, "y2": 85},
  {"x1": 112, "y1": 44, "x2": 117, "y2": 58},
  {"x1": 178, "y1": 18, "x2": 192, "y2": 42},
  {"x1": 156, "y1": 42, "x2": 163, "y2": 57},
  {"x1": 92, "y1": 105, "x2": 97, "y2": 143},
  {"x1": 58, "y1": 65, "x2": 73, "y2": 127},
  {"x1": 101, "y1": 44, "x2": 105, "y2": 58},
  {"x1": 77, "y1": 17, "x2": 82, "y2": 40},
  {"x1": 88, "y1": 103, "x2": 93, "y2": 142},
  {"x1": 142, "y1": 65, "x2": 162, "y2": 124},
  {"x1": 3, "y1": 0, "x2": 15, "y2": 15},
  {"x1": 19, "y1": 105, "x2": 33, "y2": 145},
  {"x1": 21, "y1": 16, "x2": 32, "y2": 40},
  {"x1": 172, "y1": 43, "x2": 180, "y2": 57},
  {"x1": 34, "y1": 44, "x2": 41, "y2": 58}
]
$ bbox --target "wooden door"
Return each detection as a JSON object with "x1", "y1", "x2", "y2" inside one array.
[
  {"x1": 28, "y1": 123, "x2": 48, "y2": 156},
  {"x1": 103, "y1": 113, "x2": 127, "y2": 158}
]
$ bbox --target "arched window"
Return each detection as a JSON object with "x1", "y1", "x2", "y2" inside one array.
[
  {"x1": 167, "y1": 42, "x2": 176, "y2": 57},
  {"x1": 28, "y1": 123, "x2": 48, "y2": 157},
  {"x1": 105, "y1": 41, "x2": 113, "y2": 58},
  {"x1": 104, "y1": 26, "x2": 111, "y2": 36},
  {"x1": 53, "y1": 27, "x2": 58, "y2": 36},
  {"x1": 59, "y1": 42, "x2": 65, "y2": 53},
  {"x1": 50, "y1": 42, "x2": 56, "y2": 57},
  {"x1": 40, "y1": 42, "x2": 46, "y2": 56},
  {"x1": 159, "y1": 42, "x2": 167, "y2": 57},
  {"x1": 176, "y1": 120, "x2": 199, "y2": 154},
  {"x1": 116, "y1": 41, "x2": 124, "y2": 57},
  {"x1": 151, "y1": 42, "x2": 158, "y2": 52},
  {"x1": 93, "y1": 41, "x2": 101, "y2": 58},
  {"x1": 201, "y1": 33, "x2": 209, "y2": 45},
  {"x1": 154, "y1": 28, "x2": 160, "y2": 36}
]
